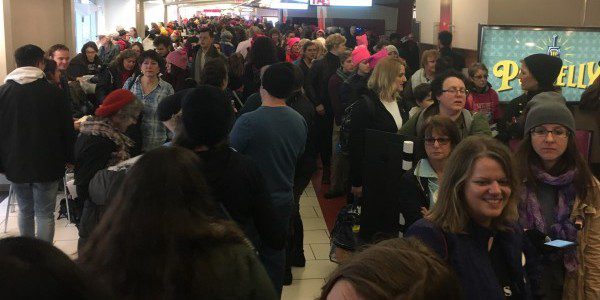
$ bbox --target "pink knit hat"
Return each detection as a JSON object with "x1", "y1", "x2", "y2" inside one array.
[
  {"x1": 287, "y1": 37, "x2": 301, "y2": 49},
  {"x1": 369, "y1": 48, "x2": 389, "y2": 69},
  {"x1": 356, "y1": 34, "x2": 368, "y2": 47},
  {"x1": 351, "y1": 45, "x2": 371, "y2": 67},
  {"x1": 166, "y1": 49, "x2": 188, "y2": 70}
]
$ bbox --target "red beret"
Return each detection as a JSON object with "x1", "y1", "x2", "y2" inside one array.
[{"x1": 95, "y1": 89, "x2": 136, "y2": 117}]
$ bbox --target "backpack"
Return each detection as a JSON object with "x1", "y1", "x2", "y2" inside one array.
[{"x1": 338, "y1": 94, "x2": 375, "y2": 155}]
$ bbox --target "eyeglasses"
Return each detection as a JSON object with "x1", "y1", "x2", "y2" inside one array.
[
  {"x1": 530, "y1": 127, "x2": 569, "y2": 138},
  {"x1": 473, "y1": 74, "x2": 488, "y2": 79},
  {"x1": 442, "y1": 88, "x2": 469, "y2": 95},
  {"x1": 424, "y1": 137, "x2": 451, "y2": 145}
]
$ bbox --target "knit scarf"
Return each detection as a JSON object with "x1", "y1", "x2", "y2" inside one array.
[
  {"x1": 336, "y1": 67, "x2": 351, "y2": 82},
  {"x1": 519, "y1": 167, "x2": 578, "y2": 272},
  {"x1": 79, "y1": 118, "x2": 134, "y2": 167}
]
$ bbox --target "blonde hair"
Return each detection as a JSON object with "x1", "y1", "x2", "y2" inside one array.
[
  {"x1": 427, "y1": 135, "x2": 520, "y2": 233},
  {"x1": 420, "y1": 49, "x2": 440, "y2": 68},
  {"x1": 367, "y1": 57, "x2": 406, "y2": 102},
  {"x1": 325, "y1": 33, "x2": 346, "y2": 51}
]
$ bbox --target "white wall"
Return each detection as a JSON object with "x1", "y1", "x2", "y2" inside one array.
[
  {"x1": 144, "y1": 1, "x2": 165, "y2": 25},
  {"x1": 416, "y1": 0, "x2": 489, "y2": 49},
  {"x1": 287, "y1": 5, "x2": 398, "y2": 34},
  {"x1": 452, "y1": 0, "x2": 488, "y2": 50},
  {"x1": 101, "y1": 0, "x2": 135, "y2": 34},
  {"x1": 415, "y1": 0, "x2": 440, "y2": 45}
]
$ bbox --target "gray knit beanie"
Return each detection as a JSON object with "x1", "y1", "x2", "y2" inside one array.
[{"x1": 524, "y1": 93, "x2": 575, "y2": 134}]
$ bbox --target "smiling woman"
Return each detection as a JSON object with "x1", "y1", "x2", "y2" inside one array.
[{"x1": 405, "y1": 135, "x2": 529, "y2": 299}]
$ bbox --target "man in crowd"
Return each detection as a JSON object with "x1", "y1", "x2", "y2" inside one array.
[
  {"x1": 230, "y1": 62, "x2": 307, "y2": 297},
  {"x1": 0, "y1": 44, "x2": 75, "y2": 242},
  {"x1": 306, "y1": 33, "x2": 346, "y2": 185},
  {"x1": 235, "y1": 26, "x2": 262, "y2": 59},
  {"x1": 191, "y1": 27, "x2": 225, "y2": 84},
  {"x1": 438, "y1": 30, "x2": 465, "y2": 72},
  {"x1": 47, "y1": 44, "x2": 72, "y2": 103}
]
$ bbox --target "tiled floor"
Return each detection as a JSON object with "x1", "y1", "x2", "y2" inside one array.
[{"x1": 0, "y1": 184, "x2": 339, "y2": 300}]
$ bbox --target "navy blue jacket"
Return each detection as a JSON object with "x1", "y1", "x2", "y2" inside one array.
[{"x1": 406, "y1": 219, "x2": 531, "y2": 300}]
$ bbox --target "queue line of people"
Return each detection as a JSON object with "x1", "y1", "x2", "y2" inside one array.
[{"x1": 0, "y1": 14, "x2": 599, "y2": 300}]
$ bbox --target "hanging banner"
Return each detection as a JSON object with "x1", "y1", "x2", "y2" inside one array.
[
  {"x1": 479, "y1": 25, "x2": 600, "y2": 102},
  {"x1": 317, "y1": 6, "x2": 327, "y2": 30}
]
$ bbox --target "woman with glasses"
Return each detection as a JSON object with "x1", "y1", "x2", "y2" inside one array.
[
  {"x1": 517, "y1": 94, "x2": 600, "y2": 299},
  {"x1": 398, "y1": 115, "x2": 461, "y2": 231},
  {"x1": 400, "y1": 70, "x2": 491, "y2": 152},
  {"x1": 466, "y1": 63, "x2": 500, "y2": 127},
  {"x1": 406, "y1": 135, "x2": 530, "y2": 299},
  {"x1": 67, "y1": 41, "x2": 102, "y2": 79}
]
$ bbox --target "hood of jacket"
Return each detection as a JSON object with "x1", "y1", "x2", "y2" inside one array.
[{"x1": 5, "y1": 66, "x2": 44, "y2": 84}]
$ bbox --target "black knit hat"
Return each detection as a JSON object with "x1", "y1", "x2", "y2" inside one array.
[
  {"x1": 523, "y1": 54, "x2": 563, "y2": 89},
  {"x1": 157, "y1": 89, "x2": 189, "y2": 122},
  {"x1": 181, "y1": 85, "x2": 234, "y2": 147},
  {"x1": 261, "y1": 62, "x2": 295, "y2": 99}
]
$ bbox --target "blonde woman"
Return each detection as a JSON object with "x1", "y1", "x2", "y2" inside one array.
[
  {"x1": 349, "y1": 56, "x2": 408, "y2": 199},
  {"x1": 406, "y1": 135, "x2": 530, "y2": 299}
]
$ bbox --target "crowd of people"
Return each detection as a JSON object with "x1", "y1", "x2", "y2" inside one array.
[{"x1": 0, "y1": 14, "x2": 599, "y2": 300}]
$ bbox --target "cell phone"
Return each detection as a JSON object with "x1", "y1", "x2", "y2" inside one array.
[{"x1": 544, "y1": 239, "x2": 576, "y2": 248}]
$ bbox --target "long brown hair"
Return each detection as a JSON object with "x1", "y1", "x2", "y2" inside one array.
[
  {"x1": 516, "y1": 131, "x2": 597, "y2": 202},
  {"x1": 320, "y1": 238, "x2": 461, "y2": 300},
  {"x1": 428, "y1": 135, "x2": 520, "y2": 233},
  {"x1": 78, "y1": 146, "x2": 245, "y2": 299}
]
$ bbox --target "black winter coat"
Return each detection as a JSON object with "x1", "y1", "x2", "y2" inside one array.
[
  {"x1": 74, "y1": 134, "x2": 116, "y2": 201},
  {"x1": 197, "y1": 146, "x2": 286, "y2": 250},
  {"x1": 0, "y1": 79, "x2": 75, "y2": 182},
  {"x1": 398, "y1": 170, "x2": 430, "y2": 232},
  {"x1": 306, "y1": 52, "x2": 340, "y2": 111},
  {"x1": 349, "y1": 89, "x2": 409, "y2": 187}
]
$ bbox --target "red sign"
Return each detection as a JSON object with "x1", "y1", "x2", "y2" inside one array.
[{"x1": 203, "y1": 9, "x2": 221, "y2": 13}]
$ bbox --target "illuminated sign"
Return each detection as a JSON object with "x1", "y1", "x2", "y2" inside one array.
[
  {"x1": 479, "y1": 25, "x2": 600, "y2": 102},
  {"x1": 261, "y1": 0, "x2": 308, "y2": 9}
]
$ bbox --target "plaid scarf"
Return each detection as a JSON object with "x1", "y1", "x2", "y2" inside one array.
[
  {"x1": 336, "y1": 67, "x2": 351, "y2": 83},
  {"x1": 519, "y1": 167, "x2": 578, "y2": 272},
  {"x1": 79, "y1": 118, "x2": 133, "y2": 167}
]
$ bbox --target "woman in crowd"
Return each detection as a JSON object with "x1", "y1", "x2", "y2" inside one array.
[
  {"x1": 400, "y1": 70, "x2": 491, "y2": 142},
  {"x1": 43, "y1": 58, "x2": 60, "y2": 85},
  {"x1": 339, "y1": 45, "x2": 374, "y2": 113},
  {"x1": 411, "y1": 49, "x2": 439, "y2": 90},
  {"x1": 398, "y1": 115, "x2": 461, "y2": 230},
  {"x1": 98, "y1": 34, "x2": 120, "y2": 65},
  {"x1": 319, "y1": 238, "x2": 461, "y2": 300},
  {"x1": 285, "y1": 37, "x2": 301, "y2": 63},
  {"x1": 0, "y1": 237, "x2": 102, "y2": 299},
  {"x1": 269, "y1": 28, "x2": 286, "y2": 62},
  {"x1": 74, "y1": 89, "x2": 143, "y2": 249},
  {"x1": 295, "y1": 40, "x2": 317, "y2": 78},
  {"x1": 227, "y1": 52, "x2": 245, "y2": 94},
  {"x1": 174, "y1": 85, "x2": 285, "y2": 256},
  {"x1": 128, "y1": 27, "x2": 142, "y2": 44},
  {"x1": 165, "y1": 49, "x2": 192, "y2": 91},
  {"x1": 78, "y1": 146, "x2": 277, "y2": 299},
  {"x1": 219, "y1": 30, "x2": 235, "y2": 57},
  {"x1": 241, "y1": 36, "x2": 278, "y2": 101},
  {"x1": 130, "y1": 42, "x2": 144, "y2": 56},
  {"x1": 67, "y1": 41, "x2": 102, "y2": 79},
  {"x1": 466, "y1": 63, "x2": 500, "y2": 127},
  {"x1": 325, "y1": 50, "x2": 354, "y2": 199},
  {"x1": 517, "y1": 95, "x2": 600, "y2": 299},
  {"x1": 124, "y1": 50, "x2": 174, "y2": 152},
  {"x1": 95, "y1": 49, "x2": 139, "y2": 103},
  {"x1": 349, "y1": 57, "x2": 408, "y2": 199},
  {"x1": 497, "y1": 53, "x2": 563, "y2": 143},
  {"x1": 406, "y1": 135, "x2": 530, "y2": 299}
]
